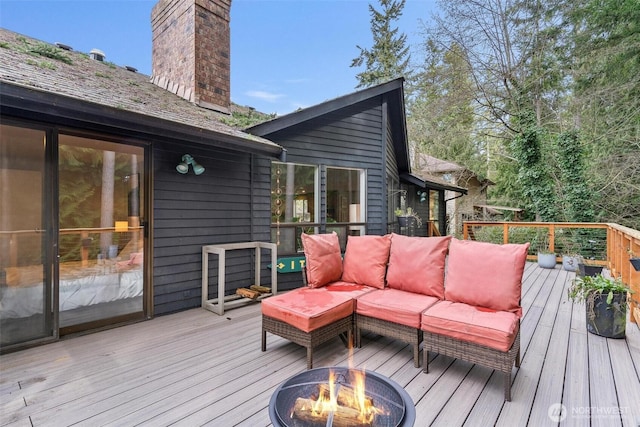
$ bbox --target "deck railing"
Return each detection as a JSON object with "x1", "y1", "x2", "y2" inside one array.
[{"x1": 463, "y1": 221, "x2": 640, "y2": 325}]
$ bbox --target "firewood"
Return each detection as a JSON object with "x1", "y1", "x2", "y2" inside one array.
[
  {"x1": 318, "y1": 383, "x2": 374, "y2": 408},
  {"x1": 236, "y1": 287, "x2": 260, "y2": 299},
  {"x1": 291, "y1": 397, "x2": 373, "y2": 427},
  {"x1": 249, "y1": 284, "x2": 271, "y2": 294}
]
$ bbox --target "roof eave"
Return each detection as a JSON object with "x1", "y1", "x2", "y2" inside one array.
[
  {"x1": 247, "y1": 78, "x2": 405, "y2": 136},
  {"x1": 400, "y1": 172, "x2": 468, "y2": 194},
  {"x1": 0, "y1": 82, "x2": 285, "y2": 159}
]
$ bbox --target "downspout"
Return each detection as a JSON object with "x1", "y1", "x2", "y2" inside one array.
[
  {"x1": 445, "y1": 192, "x2": 466, "y2": 203},
  {"x1": 444, "y1": 191, "x2": 466, "y2": 236}
]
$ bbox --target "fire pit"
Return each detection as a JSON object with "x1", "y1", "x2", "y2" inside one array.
[{"x1": 269, "y1": 367, "x2": 415, "y2": 427}]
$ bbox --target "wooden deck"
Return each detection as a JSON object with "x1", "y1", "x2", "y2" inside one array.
[{"x1": 2, "y1": 263, "x2": 640, "y2": 426}]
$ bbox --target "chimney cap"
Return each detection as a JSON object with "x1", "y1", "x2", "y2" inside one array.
[{"x1": 89, "y1": 48, "x2": 105, "y2": 61}]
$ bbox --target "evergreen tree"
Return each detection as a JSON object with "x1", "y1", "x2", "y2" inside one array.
[
  {"x1": 408, "y1": 41, "x2": 484, "y2": 179},
  {"x1": 568, "y1": 0, "x2": 640, "y2": 228},
  {"x1": 351, "y1": 0, "x2": 411, "y2": 88}
]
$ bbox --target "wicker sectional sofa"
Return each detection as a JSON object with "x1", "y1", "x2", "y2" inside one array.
[{"x1": 261, "y1": 232, "x2": 529, "y2": 401}]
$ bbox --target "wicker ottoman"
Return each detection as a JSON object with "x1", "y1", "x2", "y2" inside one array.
[{"x1": 261, "y1": 287, "x2": 354, "y2": 369}]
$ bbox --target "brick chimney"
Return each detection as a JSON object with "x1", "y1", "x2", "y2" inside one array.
[{"x1": 151, "y1": 0, "x2": 231, "y2": 114}]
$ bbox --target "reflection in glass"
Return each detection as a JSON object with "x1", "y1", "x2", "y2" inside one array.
[
  {"x1": 58, "y1": 135, "x2": 144, "y2": 327},
  {"x1": 327, "y1": 167, "x2": 365, "y2": 237},
  {"x1": 271, "y1": 162, "x2": 317, "y2": 254},
  {"x1": 0, "y1": 124, "x2": 50, "y2": 346}
]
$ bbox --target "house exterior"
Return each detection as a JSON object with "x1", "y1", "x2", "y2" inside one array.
[
  {"x1": 0, "y1": 0, "x2": 288, "y2": 352},
  {"x1": 0, "y1": 0, "x2": 466, "y2": 352},
  {"x1": 248, "y1": 79, "x2": 467, "y2": 290},
  {"x1": 414, "y1": 154, "x2": 491, "y2": 235}
]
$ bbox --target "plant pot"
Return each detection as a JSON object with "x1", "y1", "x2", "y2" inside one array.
[
  {"x1": 630, "y1": 258, "x2": 640, "y2": 271},
  {"x1": 397, "y1": 216, "x2": 413, "y2": 227},
  {"x1": 537, "y1": 252, "x2": 556, "y2": 269},
  {"x1": 562, "y1": 255, "x2": 579, "y2": 272},
  {"x1": 578, "y1": 263, "x2": 603, "y2": 277},
  {"x1": 586, "y1": 292, "x2": 627, "y2": 338}
]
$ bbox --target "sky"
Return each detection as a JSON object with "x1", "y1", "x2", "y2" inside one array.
[{"x1": 0, "y1": 0, "x2": 438, "y2": 115}]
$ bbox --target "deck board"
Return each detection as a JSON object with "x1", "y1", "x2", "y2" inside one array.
[
  {"x1": 526, "y1": 269, "x2": 573, "y2": 426},
  {"x1": 2, "y1": 263, "x2": 639, "y2": 426}
]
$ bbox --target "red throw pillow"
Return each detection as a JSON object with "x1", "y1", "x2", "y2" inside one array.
[
  {"x1": 301, "y1": 232, "x2": 343, "y2": 288},
  {"x1": 341, "y1": 234, "x2": 391, "y2": 289},
  {"x1": 386, "y1": 234, "x2": 452, "y2": 298},
  {"x1": 444, "y1": 238, "x2": 530, "y2": 317}
]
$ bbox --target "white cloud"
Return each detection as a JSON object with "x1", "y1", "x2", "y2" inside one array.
[
  {"x1": 284, "y1": 78, "x2": 311, "y2": 84},
  {"x1": 245, "y1": 90, "x2": 285, "y2": 103}
]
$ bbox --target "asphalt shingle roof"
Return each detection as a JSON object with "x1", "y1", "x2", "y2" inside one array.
[{"x1": 0, "y1": 28, "x2": 282, "y2": 155}]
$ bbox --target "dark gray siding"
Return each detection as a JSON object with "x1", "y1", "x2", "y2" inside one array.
[
  {"x1": 261, "y1": 98, "x2": 388, "y2": 290},
  {"x1": 152, "y1": 144, "x2": 272, "y2": 315},
  {"x1": 267, "y1": 98, "x2": 385, "y2": 230},
  {"x1": 384, "y1": 100, "x2": 400, "y2": 227}
]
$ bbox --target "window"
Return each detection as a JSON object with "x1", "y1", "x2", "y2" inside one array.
[
  {"x1": 271, "y1": 162, "x2": 318, "y2": 254},
  {"x1": 326, "y1": 167, "x2": 365, "y2": 240}
]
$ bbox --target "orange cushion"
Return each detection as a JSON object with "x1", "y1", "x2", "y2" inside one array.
[
  {"x1": 341, "y1": 234, "x2": 391, "y2": 289},
  {"x1": 421, "y1": 300, "x2": 520, "y2": 352},
  {"x1": 301, "y1": 232, "x2": 343, "y2": 288},
  {"x1": 356, "y1": 288, "x2": 439, "y2": 328},
  {"x1": 386, "y1": 234, "x2": 451, "y2": 298},
  {"x1": 444, "y1": 239, "x2": 529, "y2": 317},
  {"x1": 261, "y1": 288, "x2": 353, "y2": 333}
]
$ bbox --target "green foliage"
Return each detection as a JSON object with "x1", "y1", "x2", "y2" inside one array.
[
  {"x1": 567, "y1": 0, "x2": 640, "y2": 229},
  {"x1": 408, "y1": 41, "x2": 485, "y2": 178},
  {"x1": 555, "y1": 130, "x2": 595, "y2": 222},
  {"x1": 394, "y1": 207, "x2": 422, "y2": 228},
  {"x1": 408, "y1": 0, "x2": 639, "y2": 228},
  {"x1": 510, "y1": 109, "x2": 558, "y2": 221},
  {"x1": 15, "y1": 36, "x2": 73, "y2": 65},
  {"x1": 220, "y1": 108, "x2": 276, "y2": 129},
  {"x1": 568, "y1": 274, "x2": 631, "y2": 306},
  {"x1": 351, "y1": 0, "x2": 411, "y2": 88}
]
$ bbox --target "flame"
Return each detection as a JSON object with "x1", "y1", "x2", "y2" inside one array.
[
  {"x1": 293, "y1": 369, "x2": 385, "y2": 425},
  {"x1": 347, "y1": 369, "x2": 385, "y2": 424},
  {"x1": 311, "y1": 369, "x2": 338, "y2": 414}
]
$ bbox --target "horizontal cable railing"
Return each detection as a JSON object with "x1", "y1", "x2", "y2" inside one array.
[{"x1": 463, "y1": 221, "x2": 640, "y2": 325}]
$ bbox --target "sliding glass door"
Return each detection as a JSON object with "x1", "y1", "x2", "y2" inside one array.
[
  {"x1": 1, "y1": 124, "x2": 147, "y2": 350},
  {"x1": 58, "y1": 134, "x2": 145, "y2": 330},
  {"x1": 0, "y1": 124, "x2": 54, "y2": 347}
]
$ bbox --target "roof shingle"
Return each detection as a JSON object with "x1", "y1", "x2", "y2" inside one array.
[{"x1": 0, "y1": 28, "x2": 281, "y2": 154}]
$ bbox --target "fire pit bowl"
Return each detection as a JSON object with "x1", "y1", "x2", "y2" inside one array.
[{"x1": 269, "y1": 367, "x2": 415, "y2": 427}]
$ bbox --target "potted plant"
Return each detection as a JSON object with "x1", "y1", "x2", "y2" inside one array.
[
  {"x1": 561, "y1": 253, "x2": 581, "y2": 272},
  {"x1": 536, "y1": 235, "x2": 556, "y2": 269},
  {"x1": 578, "y1": 260, "x2": 604, "y2": 277},
  {"x1": 556, "y1": 233, "x2": 581, "y2": 272},
  {"x1": 394, "y1": 207, "x2": 422, "y2": 228},
  {"x1": 568, "y1": 274, "x2": 632, "y2": 338}
]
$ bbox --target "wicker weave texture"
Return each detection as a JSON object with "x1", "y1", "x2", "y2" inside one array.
[
  {"x1": 262, "y1": 314, "x2": 353, "y2": 369},
  {"x1": 423, "y1": 329, "x2": 521, "y2": 401},
  {"x1": 356, "y1": 314, "x2": 423, "y2": 367}
]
